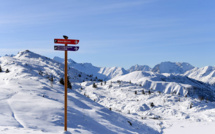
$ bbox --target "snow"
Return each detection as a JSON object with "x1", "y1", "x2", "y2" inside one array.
[
  {"x1": 99, "y1": 67, "x2": 128, "y2": 80},
  {"x1": 76, "y1": 81, "x2": 215, "y2": 134},
  {"x1": 152, "y1": 61, "x2": 194, "y2": 74},
  {"x1": 164, "y1": 122, "x2": 215, "y2": 134},
  {"x1": 53, "y1": 56, "x2": 128, "y2": 80},
  {"x1": 0, "y1": 50, "x2": 157, "y2": 134},
  {"x1": 127, "y1": 64, "x2": 151, "y2": 72},
  {"x1": 111, "y1": 71, "x2": 215, "y2": 101},
  {"x1": 1, "y1": 50, "x2": 215, "y2": 134},
  {"x1": 185, "y1": 66, "x2": 215, "y2": 85}
]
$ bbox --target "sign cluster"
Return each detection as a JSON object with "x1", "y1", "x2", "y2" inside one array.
[{"x1": 54, "y1": 38, "x2": 79, "y2": 51}]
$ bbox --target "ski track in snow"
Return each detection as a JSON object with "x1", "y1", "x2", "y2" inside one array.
[{"x1": 7, "y1": 100, "x2": 24, "y2": 128}]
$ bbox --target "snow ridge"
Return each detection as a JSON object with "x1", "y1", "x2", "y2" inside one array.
[
  {"x1": 152, "y1": 61, "x2": 194, "y2": 74},
  {"x1": 112, "y1": 71, "x2": 215, "y2": 101},
  {"x1": 53, "y1": 56, "x2": 128, "y2": 80},
  {"x1": 127, "y1": 64, "x2": 151, "y2": 72},
  {"x1": 185, "y1": 66, "x2": 215, "y2": 85}
]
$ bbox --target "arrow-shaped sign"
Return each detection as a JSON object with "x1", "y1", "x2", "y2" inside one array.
[
  {"x1": 54, "y1": 45, "x2": 79, "y2": 51},
  {"x1": 54, "y1": 39, "x2": 79, "y2": 44}
]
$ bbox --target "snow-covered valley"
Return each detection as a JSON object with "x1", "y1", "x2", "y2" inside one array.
[
  {"x1": 77, "y1": 81, "x2": 215, "y2": 134},
  {"x1": 1, "y1": 50, "x2": 215, "y2": 134}
]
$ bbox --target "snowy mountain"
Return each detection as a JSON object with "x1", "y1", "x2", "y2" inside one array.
[
  {"x1": 111, "y1": 71, "x2": 215, "y2": 101},
  {"x1": 185, "y1": 66, "x2": 215, "y2": 85},
  {"x1": 5, "y1": 54, "x2": 15, "y2": 57},
  {"x1": 53, "y1": 56, "x2": 128, "y2": 80},
  {"x1": 99, "y1": 67, "x2": 128, "y2": 80},
  {"x1": 0, "y1": 50, "x2": 157, "y2": 134},
  {"x1": 11, "y1": 50, "x2": 96, "y2": 83},
  {"x1": 152, "y1": 61, "x2": 194, "y2": 74},
  {"x1": 127, "y1": 64, "x2": 151, "y2": 72},
  {"x1": 1, "y1": 50, "x2": 215, "y2": 133},
  {"x1": 76, "y1": 79, "x2": 215, "y2": 134}
]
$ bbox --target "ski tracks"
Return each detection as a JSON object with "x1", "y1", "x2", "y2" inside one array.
[{"x1": 6, "y1": 93, "x2": 25, "y2": 128}]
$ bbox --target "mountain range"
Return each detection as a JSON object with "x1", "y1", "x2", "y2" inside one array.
[{"x1": 53, "y1": 55, "x2": 215, "y2": 86}]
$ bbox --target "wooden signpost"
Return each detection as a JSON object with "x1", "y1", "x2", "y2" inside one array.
[{"x1": 54, "y1": 35, "x2": 79, "y2": 131}]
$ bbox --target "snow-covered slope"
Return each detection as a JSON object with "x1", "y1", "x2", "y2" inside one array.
[
  {"x1": 127, "y1": 64, "x2": 151, "y2": 72},
  {"x1": 0, "y1": 50, "x2": 157, "y2": 134},
  {"x1": 1, "y1": 50, "x2": 215, "y2": 133},
  {"x1": 111, "y1": 71, "x2": 215, "y2": 101},
  {"x1": 53, "y1": 56, "x2": 128, "y2": 80},
  {"x1": 76, "y1": 80, "x2": 215, "y2": 134},
  {"x1": 152, "y1": 61, "x2": 194, "y2": 74},
  {"x1": 185, "y1": 66, "x2": 215, "y2": 85},
  {"x1": 99, "y1": 67, "x2": 128, "y2": 80},
  {"x1": 12, "y1": 50, "x2": 96, "y2": 83}
]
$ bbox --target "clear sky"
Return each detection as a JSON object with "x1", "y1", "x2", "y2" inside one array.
[{"x1": 0, "y1": 0, "x2": 215, "y2": 69}]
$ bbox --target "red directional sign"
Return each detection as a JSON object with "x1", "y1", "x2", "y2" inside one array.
[{"x1": 54, "y1": 39, "x2": 79, "y2": 44}]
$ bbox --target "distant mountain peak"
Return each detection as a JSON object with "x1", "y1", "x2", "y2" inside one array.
[
  {"x1": 128, "y1": 64, "x2": 151, "y2": 72},
  {"x1": 15, "y1": 50, "x2": 41, "y2": 58},
  {"x1": 152, "y1": 61, "x2": 194, "y2": 74},
  {"x1": 53, "y1": 56, "x2": 128, "y2": 80},
  {"x1": 185, "y1": 65, "x2": 215, "y2": 85}
]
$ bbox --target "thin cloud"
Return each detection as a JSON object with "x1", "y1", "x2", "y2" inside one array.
[
  {"x1": 0, "y1": 12, "x2": 61, "y2": 26},
  {"x1": 66, "y1": 0, "x2": 155, "y2": 17}
]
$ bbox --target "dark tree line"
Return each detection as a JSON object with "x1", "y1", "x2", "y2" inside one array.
[
  {"x1": 59, "y1": 77, "x2": 72, "y2": 89},
  {"x1": 0, "y1": 65, "x2": 9, "y2": 73}
]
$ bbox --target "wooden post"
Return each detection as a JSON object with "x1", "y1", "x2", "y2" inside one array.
[{"x1": 64, "y1": 37, "x2": 68, "y2": 131}]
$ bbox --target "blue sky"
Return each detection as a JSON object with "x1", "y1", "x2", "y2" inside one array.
[{"x1": 0, "y1": 0, "x2": 215, "y2": 69}]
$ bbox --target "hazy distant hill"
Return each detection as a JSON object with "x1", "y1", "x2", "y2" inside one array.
[
  {"x1": 127, "y1": 64, "x2": 151, "y2": 72},
  {"x1": 53, "y1": 56, "x2": 128, "y2": 80},
  {"x1": 152, "y1": 61, "x2": 195, "y2": 74}
]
